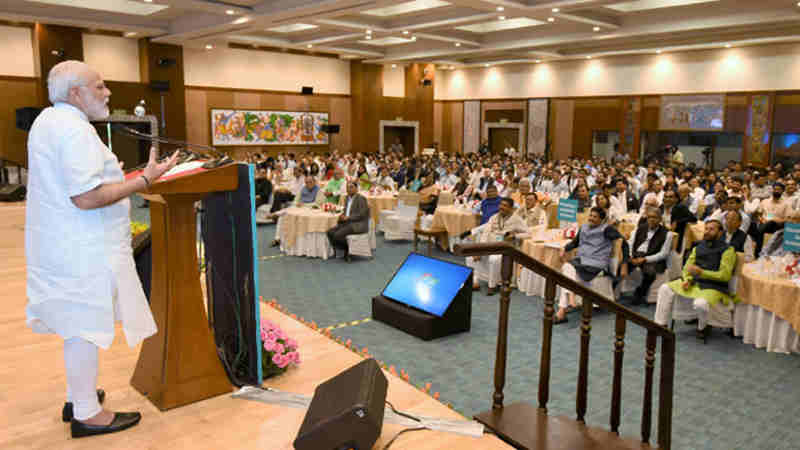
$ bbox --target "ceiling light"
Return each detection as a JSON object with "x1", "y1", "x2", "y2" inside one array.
[
  {"x1": 366, "y1": 35, "x2": 372, "y2": 39},
  {"x1": 144, "y1": 0, "x2": 152, "y2": 2},
  {"x1": 496, "y1": 6, "x2": 504, "y2": 11},
  {"x1": 366, "y1": 29, "x2": 372, "y2": 34},
  {"x1": 402, "y1": 30, "x2": 409, "y2": 34},
  {"x1": 725, "y1": 43, "x2": 732, "y2": 48},
  {"x1": 455, "y1": 42, "x2": 461, "y2": 46},
  {"x1": 226, "y1": 9, "x2": 235, "y2": 15},
  {"x1": 307, "y1": 44, "x2": 313, "y2": 48},
  {"x1": 547, "y1": 17, "x2": 555, "y2": 22},
  {"x1": 232, "y1": 17, "x2": 250, "y2": 24},
  {"x1": 411, "y1": 36, "x2": 416, "y2": 41},
  {"x1": 593, "y1": 26, "x2": 600, "y2": 32},
  {"x1": 484, "y1": 63, "x2": 489, "y2": 67},
  {"x1": 391, "y1": 64, "x2": 397, "y2": 68},
  {"x1": 498, "y1": 15, "x2": 506, "y2": 20},
  {"x1": 586, "y1": 55, "x2": 592, "y2": 59},
  {"x1": 123, "y1": 31, "x2": 138, "y2": 37},
  {"x1": 535, "y1": 59, "x2": 541, "y2": 63},
  {"x1": 656, "y1": 49, "x2": 662, "y2": 53},
  {"x1": 449, "y1": 65, "x2": 455, "y2": 69},
  {"x1": 552, "y1": 8, "x2": 560, "y2": 12},
  {"x1": 205, "y1": 44, "x2": 213, "y2": 50}
]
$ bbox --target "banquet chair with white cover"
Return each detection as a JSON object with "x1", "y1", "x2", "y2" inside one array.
[
  {"x1": 383, "y1": 203, "x2": 418, "y2": 241},
  {"x1": 464, "y1": 224, "x2": 508, "y2": 289},
  {"x1": 671, "y1": 252, "x2": 743, "y2": 342},
  {"x1": 378, "y1": 200, "x2": 405, "y2": 232},
  {"x1": 346, "y1": 219, "x2": 376, "y2": 259}
]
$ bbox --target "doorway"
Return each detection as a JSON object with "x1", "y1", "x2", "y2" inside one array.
[
  {"x1": 489, "y1": 128, "x2": 519, "y2": 155},
  {"x1": 384, "y1": 126, "x2": 415, "y2": 155}
]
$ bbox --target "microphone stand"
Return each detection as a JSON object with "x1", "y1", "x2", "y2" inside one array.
[{"x1": 112, "y1": 124, "x2": 232, "y2": 173}]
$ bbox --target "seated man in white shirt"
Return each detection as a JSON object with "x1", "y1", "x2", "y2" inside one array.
[
  {"x1": 375, "y1": 167, "x2": 397, "y2": 191},
  {"x1": 722, "y1": 210, "x2": 755, "y2": 262},
  {"x1": 466, "y1": 197, "x2": 528, "y2": 295},
  {"x1": 626, "y1": 207, "x2": 673, "y2": 305}
]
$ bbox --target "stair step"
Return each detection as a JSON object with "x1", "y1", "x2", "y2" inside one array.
[{"x1": 475, "y1": 402, "x2": 655, "y2": 450}]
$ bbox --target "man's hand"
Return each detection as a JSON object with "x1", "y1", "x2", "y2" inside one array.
[
  {"x1": 631, "y1": 256, "x2": 645, "y2": 265},
  {"x1": 681, "y1": 279, "x2": 692, "y2": 291},
  {"x1": 687, "y1": 264, "x2": 703, "y2": 277},
  {"x1": 338, "y1": 214, "x2": 349, "y2": 223},
  {"x1": 142, "y1": 147, "x2": 179, "y2": 184}
]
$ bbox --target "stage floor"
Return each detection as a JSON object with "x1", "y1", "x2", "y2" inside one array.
[{"x1": 0, "y1": 203, "x2": 510, "y2": 449}]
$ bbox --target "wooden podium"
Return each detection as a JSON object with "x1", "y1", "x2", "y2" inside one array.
[{"x1": 131, "y1": 164, "x2": 239, "y2": 411}]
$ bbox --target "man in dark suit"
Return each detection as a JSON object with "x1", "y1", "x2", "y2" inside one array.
[
  {"x1": 627, "y1": 207, "x2": 672, "y2": 305},
  {"x1": 662, "y1": 189, "x2": 696, "y2": 252},
  {"x1": 327, "y1": 181, "x2": 370, "y2": 262}
]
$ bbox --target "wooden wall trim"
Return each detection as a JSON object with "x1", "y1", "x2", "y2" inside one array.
[
  {"x1": 186, "y1": 85, "x2": 350, "y2": 98},
  {"x1": 0, "y1": 75, "x2": 37, "y2": 82}
]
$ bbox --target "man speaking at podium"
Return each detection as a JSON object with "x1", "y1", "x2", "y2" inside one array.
[{"x1": 25, "y1": 61, "x2": 178, "y2": 438}]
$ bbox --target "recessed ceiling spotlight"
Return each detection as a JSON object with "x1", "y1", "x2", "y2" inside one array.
[
  {"x1": 366, "y1": 35, "x2": 372, "y2": 40},
  {"x1": 307, "y1": 44, "x2": 313, "y2": 48},
  {"x1": 496, "y1": 6, "x2": 504, "y2": 12},
  {"x1": 593, "y1": 26, "x2": 600, "y2": 32},
  {"x1": 205, "y1": 44, "x2": 213, "y2": 50},
  {"x1": 124, "y1": 31, "x2": 138, "y2": 37},
  {"x1": 656, "y1": 49, "x2": 662, "y2": 54},
  {"x1": 484, "y1": 63, "x2": 490, "y2": 67},
  {"x1": 402, "y1": 30, "x2": 409, "y2": 34},
  {"x1": 455, "y1": 42, "x2": 461, "y2": 47},
  {"x1": 552, "y1": 8, "x2": 560, "y2": 12},
  {"x1": 725, "y1": 43, "x2": 732, "y2": 48},
  {"x1": 391, "y1": 64, "x2": 397, "y2": 68},
  {"x1": 535, "y1": 59, "x2": 541, "y2": 63},
  {"x1": 547, "y1": 17, "x2": 555, "y2": 22},
  {"x1": 232, "y1": 16, "x2": 250, "y2": 24},
  {"x1": 586, "y1": 55, "x2": 592, "y2": 59},
  {"x1": 498, "y1": 16, "x2": 506, "y2": 20},
  {"x1": 411, "y1": 36, "x2": 416, "y2": 41},
  {"x1": 143, "y1": 0, "x2": 153, "y2": 2},
  {"x1": 226, "y1": 9, "x2": 235, "y2": 15},
  {"x1": 449, "y1": 65, "x2": 455, "y2": 69},
  {"x1": 366, "y1": 29, "x2": 372, "y2": 34}
]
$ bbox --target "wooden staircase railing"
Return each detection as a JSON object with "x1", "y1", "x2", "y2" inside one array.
[{"x1": 455, "y1": 242, "x2": 675, "y2": 450}]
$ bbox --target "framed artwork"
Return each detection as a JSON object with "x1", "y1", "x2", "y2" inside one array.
[
  {"x1": 659, "y1": 95, "x2": 724, "y2": 131},
  {"x1": 211, "y1": 109, "x2": 329, "y2": 146}
]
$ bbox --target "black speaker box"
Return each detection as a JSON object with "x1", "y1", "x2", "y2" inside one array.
[
  {"x1": 321, "y1": 124, "x2": 340, "y2": 134},
  {"x1": 0, "y1": 184, "x2": 26, "y2": 202},
  {"x1": 422, "y1": 78, "x2": 432, "y2": 86},
  {"x1": 372, "y1": 273, "x2": 472, "y2": 341},
  {"x1": 294, "y1": 359, "x2": 387, "y2": 450},
  {"x1": 16, "y1": 107, "x2": 42, "y2": 131},
  {"x1": 301, "y1": 86, "x2": 313, "y2": 95},
  {"x1": 150, "y1": 80, "x2": 170, "y2": 92}
]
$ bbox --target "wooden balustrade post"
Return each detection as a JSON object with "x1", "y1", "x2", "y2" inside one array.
[
  {"x1": 610, "y1": 314, "x2": 627, "y2": 434},
  {"x1": 490, "y1": 253, "x2": 514, "y2": 410},
  {"x1": 576, "y1": 298, "x2": 593, "y2": 424},
  {"x1": 658, "y1": 335, "x2": 675, "y2": 450},
  {"x1": 538, "y1": 278, "x2": 556, "y2": 413},
  {"x1": 641, "y1": 330, "x2": 657, "y2": 444}
]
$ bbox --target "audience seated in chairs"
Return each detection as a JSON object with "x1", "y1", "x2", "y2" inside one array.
[
  {"x1": 475, "y1": 184, "x2": 502, "y2": 225},
  {"x1": 269, "y1": 177, "x2": 325, "y2": 247},
  {"x1": 465, "y1": 197, "x2": 528, "y2": 295},
  {"x1": 555, "y1": 207, "x2": 624, "y2": 324},
  {"x1": 323, "y1": 168, "x2": 347, "y2": 204},
  {"x1": 326, "y1": 181, "x2": 370, "y2": 262},
  {"x1": 722, "y1": 210, "x2": 755, "y2": 262},
  {"x1": 626, "y1": 207, "x2": 673, "y2": 305},
  {"x1": 653, "y1": 219, "x2": 741, "y2": 339}
]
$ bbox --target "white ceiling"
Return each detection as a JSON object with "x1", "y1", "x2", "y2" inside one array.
[{"x1": 4, "y1": 0, "x2": 800, "y2": 68}]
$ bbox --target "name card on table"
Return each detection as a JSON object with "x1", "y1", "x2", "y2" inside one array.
[
  {"x1": 784, "y1": 223, "x2": 800, "y2": 252},
  {"x1": 557, "y1": 199, "x2": 578, "y2": 223}
]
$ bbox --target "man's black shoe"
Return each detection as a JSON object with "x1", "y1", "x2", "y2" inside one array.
[
  {"x1": 62, "y1": 389, "x2": 106, "y2": 422},
  {"x1": 684, "y1": 318, "x2": 699, "y2": 325},
  {"x1": 629, "y1": 296, "x2": 646, "y2": 306},
  {"x1": 71, "y1": 412, "x2": 141, "y2": 438}
]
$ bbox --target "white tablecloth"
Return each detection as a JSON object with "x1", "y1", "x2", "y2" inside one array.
[{"x1": 734, "y1": 304, "x2": 800, "y2": 354}]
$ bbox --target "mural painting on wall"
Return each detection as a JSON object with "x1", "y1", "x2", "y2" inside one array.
[
  {"x1": 747, "y1": 95, "x2": 771, "y2": 166},
  {"x1": 211, "y1": 109, "x2": 329, "y2": 146},
  {"x1": 659, "y1": 95, "x2": 724, "y2": 130}
]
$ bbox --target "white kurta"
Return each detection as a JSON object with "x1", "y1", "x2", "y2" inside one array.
[{"x1": 25, "y1": 102, "x2": 156, "y2": 350}]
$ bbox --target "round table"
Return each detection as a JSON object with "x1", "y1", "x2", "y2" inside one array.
[
  {"x1": 363, "y1": 193, "x2": 398, "y2": 226},
  {"x1": 278, "y1": 207, "x2": 339, "y2": 259},
  {"x1": 518, "y1": 232, "x2": 570, "y2": 298},
  {"x1": 735, "y1": 264, "x2": 800, "y2": 354},
  {"x1": 431, "y1": 205, "x2": 479, "y2": 237}
]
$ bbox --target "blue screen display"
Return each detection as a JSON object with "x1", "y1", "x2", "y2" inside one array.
[{"x1": 382, "y1": 253, "x2": 472, "y2": 317}]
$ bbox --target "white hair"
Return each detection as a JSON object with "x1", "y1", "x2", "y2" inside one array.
[{"x1": 47, "y1": 60, "x2": 91, "y2": 105}]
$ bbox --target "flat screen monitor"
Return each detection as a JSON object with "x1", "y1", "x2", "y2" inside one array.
[{"x1": 381, "y1": 253, "x2": 472, "y2": 317}]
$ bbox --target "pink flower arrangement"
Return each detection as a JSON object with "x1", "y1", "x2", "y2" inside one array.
[{"x1": 260, "y1": 318, "x2": 300, "y2": 379}]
